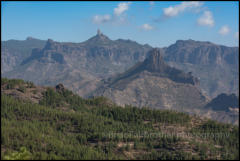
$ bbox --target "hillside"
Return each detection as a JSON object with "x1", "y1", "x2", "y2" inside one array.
[{"x1": 1, "y1": 78, "x2": 239, "y2": 160}]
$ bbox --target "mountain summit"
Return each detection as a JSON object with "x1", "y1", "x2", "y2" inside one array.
[
  {"x1": 97, "y1": 29, "x2": 102, "y2": 36},
  {"x1": 44, "y1": 39, "x2": 57, "y2": 50},
  {"x1": 85, "y1": 29, "x2": 112, "y2": 45},
  {"x1": 143, "y1": 48, "x2": 166, "y2": 72}
]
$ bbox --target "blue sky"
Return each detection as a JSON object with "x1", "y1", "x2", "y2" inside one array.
[{"x1": 1, "y1": 1, "x2": 239, "y2": 47}]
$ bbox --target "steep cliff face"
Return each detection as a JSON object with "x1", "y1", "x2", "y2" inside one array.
[
  {"x1": 164, "y1": 39, "x2": 239, "y2": 98},
  {"x1": 143, "y1": 48, "x2": 166, "y2": 72},
  {"x1": 165, "y1": 39, "x2": 239, "y2": 66}
]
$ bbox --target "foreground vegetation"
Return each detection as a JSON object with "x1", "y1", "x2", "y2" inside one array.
[{"x1": 1, "y1": 78, "x2": 239, "y2": 160}]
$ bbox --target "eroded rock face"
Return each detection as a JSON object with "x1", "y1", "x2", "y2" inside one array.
[
  {"x1": 165, "y1": 39, "x2": 239, "y2": 66},
  {"x1": 163, "y1": 40, "x2": 239, "y2": 98},
  {"x1": 144, "y1": 48, "x2": 166, "y2": 72}
]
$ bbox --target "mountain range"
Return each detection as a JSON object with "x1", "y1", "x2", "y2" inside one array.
[
  {"x1": 1, "y1": 30, "x2": 239, "y2": 124},
  {"x1": 2, "y1": 31, "x2": 238, "y2": 98}
]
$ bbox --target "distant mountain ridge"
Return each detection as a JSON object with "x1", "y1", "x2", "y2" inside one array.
[
  {"x1": 164, "y1": 39, "x2": 239, "y2": 98},
  {"x1": 2, "y1": 33, "x2": 238, "y2": 98},
  {"x1": 165, "y1": 39, "x2": 239, "y2": 65},
  {"x1": 1, "y1": 37, "x2": 46, "y2": 73}
]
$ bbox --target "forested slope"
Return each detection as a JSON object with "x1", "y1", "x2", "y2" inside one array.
[{"x1": 1, "y1": 78, "x2": 239, "y2": 160}]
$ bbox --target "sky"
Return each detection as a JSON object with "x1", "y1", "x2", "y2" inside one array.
[{"x1": 1, "y1": 1, "x2": 239, "y2": 47}]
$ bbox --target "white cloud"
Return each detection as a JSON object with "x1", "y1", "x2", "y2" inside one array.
[
  {"x1": 234, "y1": 32, "x2": 239, "y2": 40},
  {"x1": 92, "y1": 14, "x2": 111, "y2": 24},
  {"x1": 114, "y1": 2, "x2": 131, "y2": 16},
  {"x1": 92, "y1": 2, "x2": 131, "y2": 25},
  {"x1": 197, "y1": 11, "x2": 214, "y2": 27},
  {"x1": 140, "y1": 24, "x2": 154, "y2": 31},
  {"x1": 163, "y1": 1, "x2": 203, "y2": 17},
  {"x1": 219, "y1": 25, "x2": 230, "y2": 35}
]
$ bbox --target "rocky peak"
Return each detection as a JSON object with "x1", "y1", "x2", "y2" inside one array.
[
  {"x1": 95, "y1": 30, "x2": 109, "y2": 41},
  {"x1": 85, "y1": 30, "x2": 111, "y2": 44},
  {"x1": 44, "y1": 39, "x2": 57, "y2": 50},
  {"x1": 143, "y1": 48, "x2": 166, "y2": 72},
  {"x1": 26, "y1": 37, "x2": 38, "y2": 41},
  {"x1": 47, "y1": 39, "x2": 54, "y2": 43},
  {"x1": 97, "y1": 29, "x2": 102, "y2": 36},
  {"x1": 143, "y1": 48, "x2": 200, "y2": 85},
  {"x1": 116, "y1": 48, "x2": 199, "y2": 85}
]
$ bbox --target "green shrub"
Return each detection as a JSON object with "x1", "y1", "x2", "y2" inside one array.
[{"x1": 3, "y1": 147, "x2": 32, "y2": 160}]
